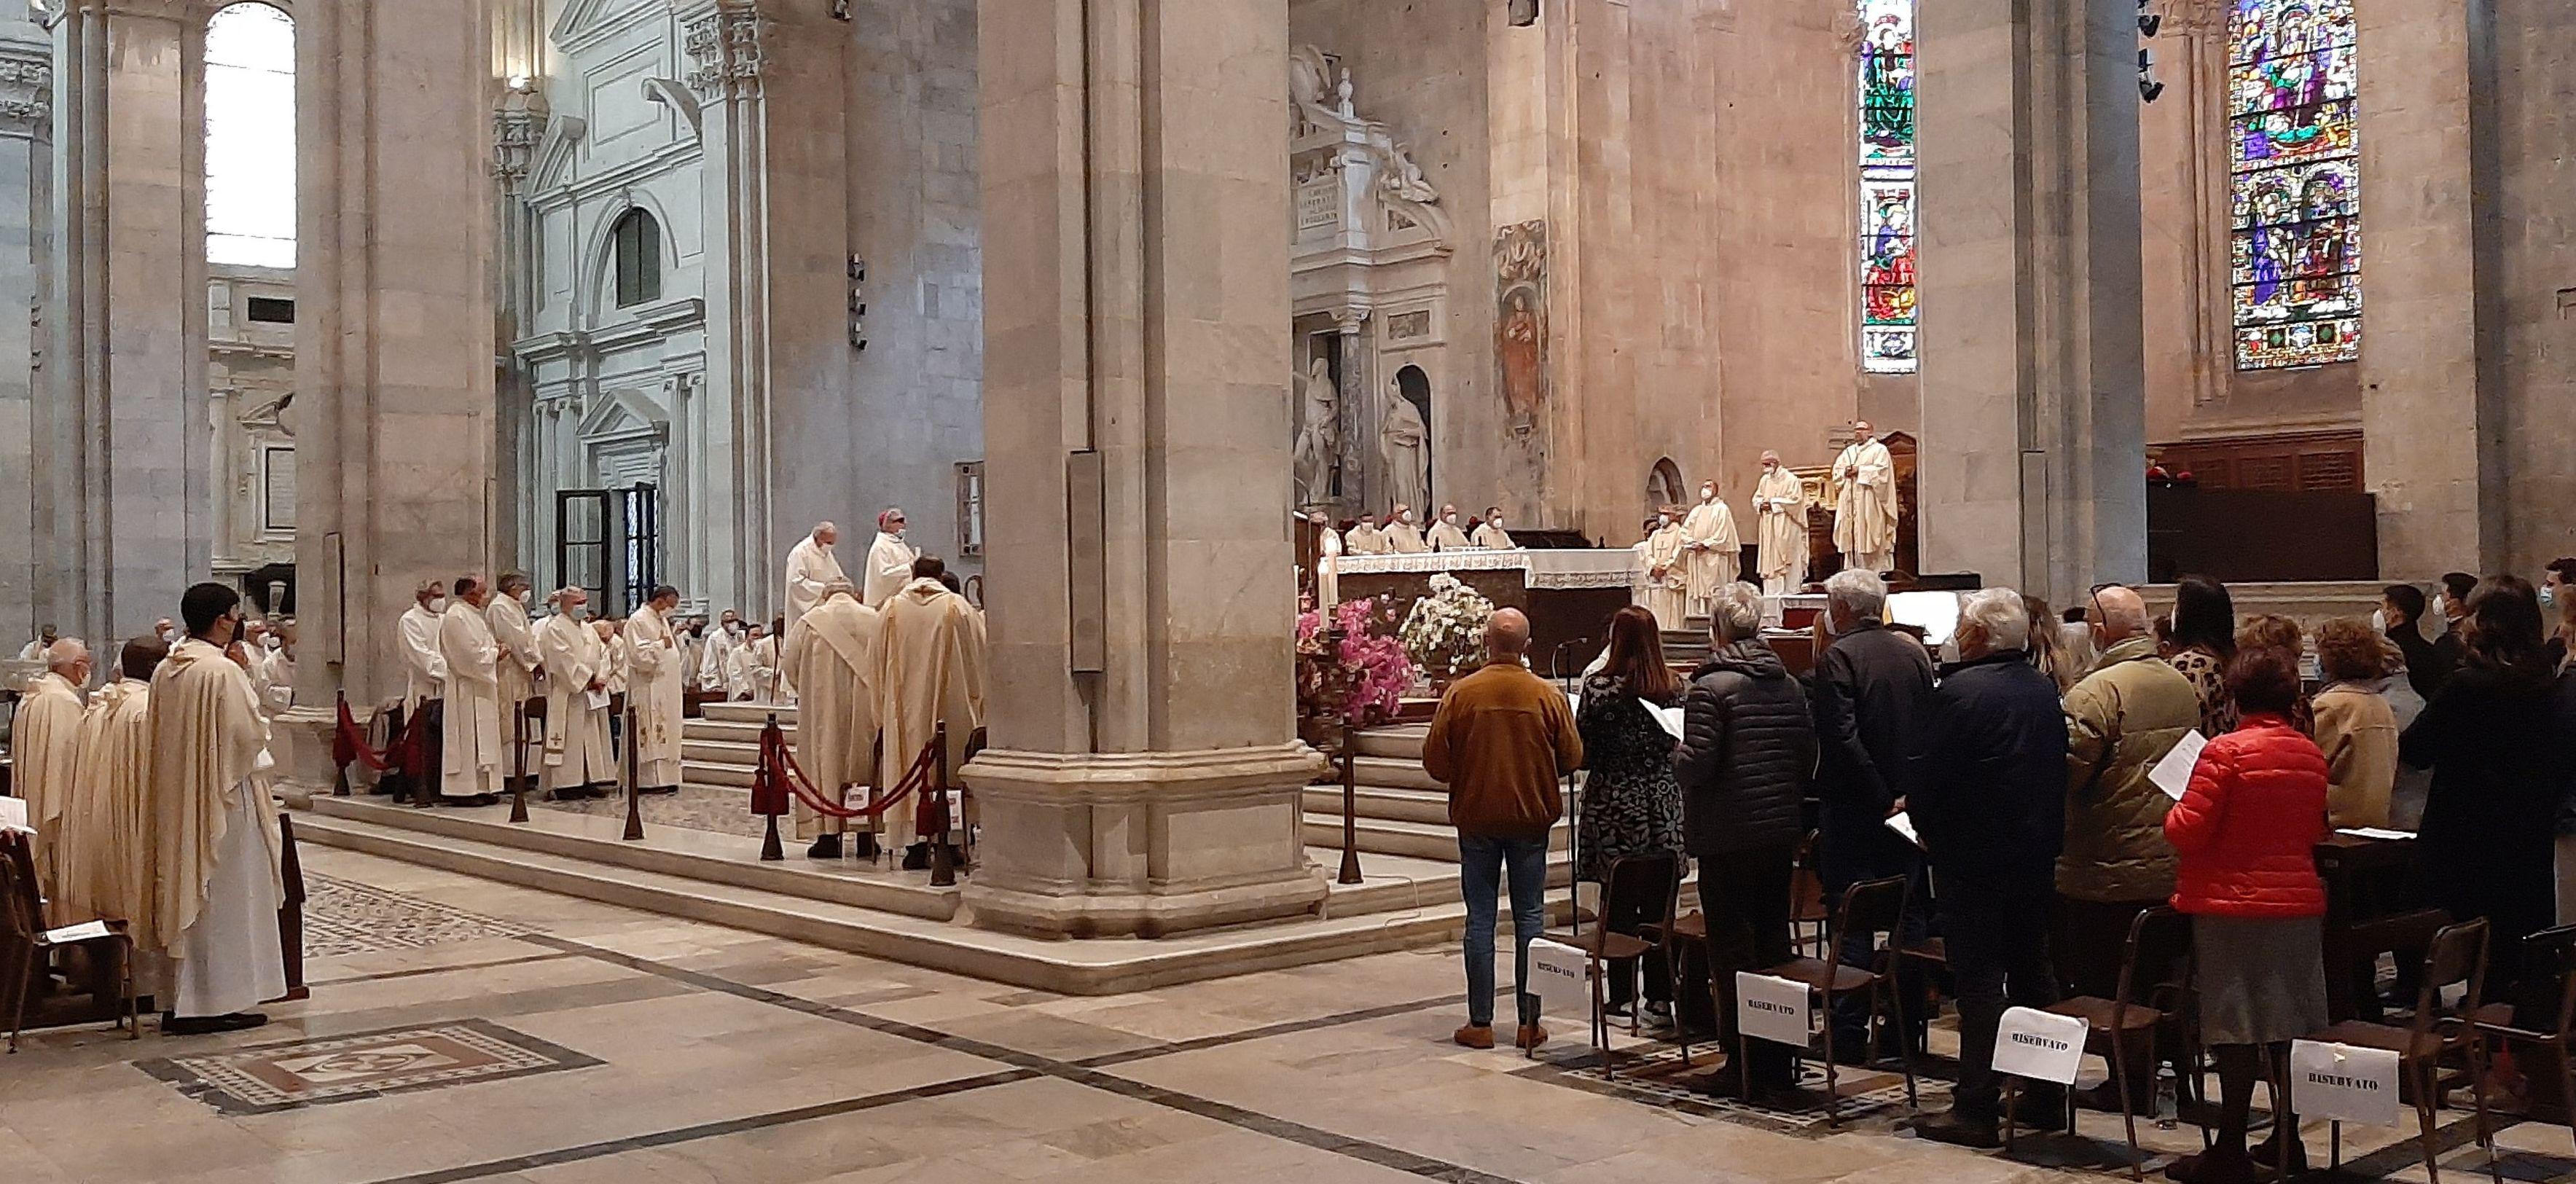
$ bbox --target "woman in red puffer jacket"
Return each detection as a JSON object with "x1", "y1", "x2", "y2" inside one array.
[{"x1": 2162, "y1": 646, "x2": 2331, "y2": 1184}]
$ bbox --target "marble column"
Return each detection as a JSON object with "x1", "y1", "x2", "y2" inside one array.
[
  {"x1": 2356, "y1": 0, "x2": 2497, "y2": 575},
  {"x1": 275, "y1": 0, "x2": 499, "y2": 798},
  {"x1": 42, "y1": 0, "x2": 213, "y2": 644},
  {"x1": 1915, "y1": 0, "x2": 2148, "y2": 603},
  {"x1": 964, "y1": 0, "x2": 1325, "y2": 938},
  {"x1": 0, "y1": 19, "x2": 48, "y2": 649}
]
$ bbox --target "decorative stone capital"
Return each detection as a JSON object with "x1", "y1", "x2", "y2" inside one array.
[
  {"x1": 678, "y1": 1, "x2": 766, "y2": 102},
  {"x1": 0, "y1": 50, "x2": 51, "y2": 138},
  {"x1": 492, "y1": 91, "x2": 549, "y2": 193}
]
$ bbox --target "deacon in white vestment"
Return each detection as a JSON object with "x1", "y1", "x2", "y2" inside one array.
[
  {"x1": 15, "y1": 639, "x2": 90, "y2": 906},
  {"x1": 786, "y1": 522, "x2": 848, "y2": 624},
  {"x1": 393, "y1": 582, "x2": 449, "y2": 801},
  {"x1": 876, "y1": 559, "x2": 988, "y2": 865},
  {"x1": 1384, "y1": 506, "x2": 1430, "y2": 554},
  {"x1": 537, "y1": 589, "x2": 619, "y2": 798},
  {"x1": 781, "y1": 581, "x2": 882, "y2": 855},
  {"x1": 1428, "y1": 503, "x2": 1473, "y2": 552},
  {"x1": 864, "y1": 509, "x2": 921, "y2": 608},
  {"x1": 1307, "y1": 510, "x2": 1343, "y2": 609},
  {"x1": 1343, "y1": 513, "x2": 1391, "y2": 556},
  {"x1": 149, "y1": 584, "x2": 285, "y2": 1032},
  {"x1": 1753, "y1": 452, "x2": 1810, "y2": 598},
  {"x1": 55, "y1": 640, "x2": 164, "y2": 992},
  {"x1": 1471, "y1": 508, "x2": 1516, "y2": 550},
  {"x1": 1642, "y1": 511, "x2": 1691, "y2": 630},
  {"x1": 487, "y1": 574, "x2": 544, "y2": 785},
  {"x1": 436, "y1": 577, "x2": 507, "y2": 804},
  {"x1": 624, "y1": 587, "x2": 688, "y2": 791},
  {"x1": 1830, "y1": 422, "x2": 1900, "y2": 574},
  {"x1": 1680, "y1": 482, "x2": 1743, "y2": 618}
]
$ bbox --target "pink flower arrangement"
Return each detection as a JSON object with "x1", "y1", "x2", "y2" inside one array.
[{"x1": 1296, "y1": 597, "x2": 1416, "y2": 728}]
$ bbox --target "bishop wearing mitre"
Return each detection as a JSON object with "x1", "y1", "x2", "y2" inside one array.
[
  {"x1": 1343, "y1": 511, "x2": 1390, "y2": 556},
  {"x1": 864, "y1": 509, "x2": 920, "y2": 608},
  {"x1": 786, "y1": 522, "x2": 847, "y2": 624},
  {"x1": 487, "y1": 573, "x2": 543, "y2": 793},
  {"x1": 54, "y1": 639, "x2": 163, "y2": 994},
  {"x1": 1384, "y1": 505, "x2": 1429, "y2": 554},
  {"x1": 15, "y1": 638, "x2": 90, "y2": 906},
  {"x1": 877, "y1": 556, "x2": 987, "y2": 870},
  {"x1": 1753, "y1": 451, "x2": 1810, "y2": 598},
  {"x1": 625, "y1": 586, "x2": 688, "y2": 793},
  {"x1": 1641, "y1": 510, "x2": 1691, "y2": 630},
  {"x1": 1831, "y1": 421, "x2": 1899, "y2": 575},
  {"x1": 149, "y1": 584, "x2": 286, "y2": 1034},
  {"x1": 1680, "y1": 480, "x2": 1743, "y2": 619},
  {"x1": 537, "y1": 589, "x2": 619, "y2": 800},
  {"x1": 782, "y1": 579, "x2": 882, "y2": 860}
]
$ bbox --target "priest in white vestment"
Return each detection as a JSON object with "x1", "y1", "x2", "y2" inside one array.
[
  {"x1": 700, "y1": 610, "x2": 743, "y2": 692},
  {"x1": 1306, "y1": 510, "x2": 1343, "y2": 609},
  {"x1": 1642, "y1": 511, "x2": 1691, "y2": 630},
  {"x1": 595, "y1": 619, "x2": 630, "y2": 696},
  {"x1": 785, "y1": 522, "x2": 847, "y2": 624},
  {"x1": 1343, "y1": 512, "x2": 1391, "y2": 556},
  {"x1": 1681, "y1": 481, "x2": 1743, "y2": 618},
  {"x1": 1830, "y1": 422, "x2": 1900, "y2": 574},
  {"x1": 1471, "y1": 507, "x2": 1516, "y2": 550},
  {"x1": 625, "y1": 587, "x2": 688, "y2": 792},
  {"x1": 1384, "y1": 506, "x2": 1429, "y2": 554},
  {"x1": 781, "y1": 580, "x2": 882, "y2": 858},
  {"x1": 537, "y1": 589, "x2": 619, "y2": 799},
  {"x1": 436, "y1": 576, "x2": 507, "y2": 805},
  {"x1": 55, "y1": 640, "x2": 163, "y2": 992},
  {"x1": 487, "y1": 573, "x2": 544, "y2": 789},
  {"x1": 1753, "y1": 452, "x2": 1810, "y2": 598},
  {"x1": 15, "y1": 638, "x2": 90, "y2": 906},
  {"x1": 15, "y1": 624, "x2": 55, "y2": 661},
  {"x1": 864, "y1": 509, "x2": 921, "y2": 608},
  {"x1": 727, "y1": 624, "x2": 789, "y2": 702},
  {"x1": 1428, "y1": 504, "x2": 1473, "y2": 552},
  {"x1": 876, "y1": 557, "x2": 988, "y2": 868},
  {"x1": 149, "y1": 584, "x2": 285, "y2": 1034},
  {"x1": 393, "y1": 581, "x2": 449, "y2": 801},
  {"x1": 252, "y1": 621, "x2": 297, "y2": 715}
]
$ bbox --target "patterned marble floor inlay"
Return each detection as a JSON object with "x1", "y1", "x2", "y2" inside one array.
[
  {"x1": 303, "y1": 872, "x2": 534, "y2": 956},
  {"x1": 534, "y1": 784, "x2": 766, "y2": 838},
  {"x1": 138, "y1": 1019, "x2": 601, "y2": 1115}
]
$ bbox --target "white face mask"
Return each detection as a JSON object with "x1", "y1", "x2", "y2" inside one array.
[
  {"x1": 426, "y1": 598, "x2": 447, "y2": 614},
  {"x1": 1443, "y1": 513, "x2": 1459, "y2": 525},
  {"x1": 1399, "y1": 511, "x2": 1414, "y2": 524},
  {"x1": 1489, "y1": 518, "x2": 1505, "y2": 528},
  {"x1": 2371, "y1": 608, "x2": 2388, "y2": 633},
  {"x1": 1657, "y1": 514, "x2": 1672, "y2": 528},
  {"x1": 1702, "y1": 487, "x2": 1716, "y2": 502},
  {"x1": 726, "y1": 620, "x2": 743, "y2": 634}
]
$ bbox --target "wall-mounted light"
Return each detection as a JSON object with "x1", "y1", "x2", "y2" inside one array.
[
  {"x1": 505, "y1": 74, "x2": 536, "y2": 93},
  {"x1": 2138, "y1": 48, "x2": 2165, "y2": 103}
]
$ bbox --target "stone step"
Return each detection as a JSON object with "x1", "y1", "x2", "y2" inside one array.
[
  {"x1": 1301, "y1": 784, "x2": 1450, "y2": 827},
  {"x1": 682, "y1": 737, "x2": 762, "y2": 766},
  {"x1": 1299, "y1": 812, "x2": 1568, "y2": 863},
  {"x1": 700, "y1": 700, "x2": 799, "y2": 726},
  {"x1": 1312, "y1": 847, "x2": 1576, "y2": 918},
  {"x1": 1347, "y1": 756, "x2": 1442, "y2": 793},
  {"x1": 1352, "y1": 724, "x2": 1428, "y2": 760},
  {"x1": 684, "y1": 759, "x2": 757, "y2": 788},
  {"x1": 684, "y1": 717, "x2": 790, "y2": 745}
]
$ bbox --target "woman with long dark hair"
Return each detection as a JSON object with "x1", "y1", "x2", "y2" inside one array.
[
  {"x1": 1576, "y1": 605, "x2": 1688, "y2": 1022},
  {"x1": 2166, "y1": 573, "x2": 2240, "y2": 737}
]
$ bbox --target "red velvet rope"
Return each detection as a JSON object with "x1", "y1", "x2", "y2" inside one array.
[
  {"x1": 754, "y1": 720, "x2": 935, "y2": 821},
  {"x1": 332, "y1": 694, "x2": 420, "y2": 775}
]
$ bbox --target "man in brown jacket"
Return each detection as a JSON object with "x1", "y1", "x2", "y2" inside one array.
[{"x1": 1422, "y1": 608, "x2": 1582, "y2": 1051}]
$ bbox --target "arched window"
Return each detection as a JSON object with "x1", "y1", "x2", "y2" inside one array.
[
  {"x1": 205, "y1": 3, "x2": 295, "y2": 268},
  {"x1": 612, "y1": 208, "x2": 662, "y2": 307},
  {"x1": 2228, "y1": 0, "x2": 2360, "y2": 369},
  {"x1": 1856, "y1": 0, "x2": 1917, "y2": 375},
  {"x1": 1647, "y1": 458, "x2": 1684, "y2": 516}
]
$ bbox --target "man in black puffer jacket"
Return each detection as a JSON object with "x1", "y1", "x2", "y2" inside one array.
[
  {"x1": 1910, "y1": 588, "x2": 2070, "y2": 1148},
  {"x1": 1672, "y1": 582, "x2": 1816, "y2": 1099}
]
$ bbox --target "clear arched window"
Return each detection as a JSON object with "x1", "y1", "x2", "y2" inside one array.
[
  {"x1": 613, "y1": 208, "x2": 662, "y2": 307},
  {"x1": 1856, "y1": 0, "x2": 1917, "y2": 375},
  {"x1": 2228, "y1": 0, "x2": 2360, "y2": 369},
  {"x1": 205, "y1": 3, "x2": 296, "y2": 269}
]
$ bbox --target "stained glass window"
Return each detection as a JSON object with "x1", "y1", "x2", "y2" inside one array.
[
  {"x1": 2228, "y1": 0, "x2": 2360, "y2": 369},
  {"x1": 1857, "y1": 0, "x2": 1917, "y2": 375}
]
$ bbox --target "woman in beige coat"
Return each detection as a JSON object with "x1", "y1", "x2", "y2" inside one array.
[{"x1": 2309, "y1": 618, "x2": 2400, "y2": 829}]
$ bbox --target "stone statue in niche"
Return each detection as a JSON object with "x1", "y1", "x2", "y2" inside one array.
[
  {"x1": 1379, "y1": 376, "x2": 1430, "y2": 517},
  {"x1": 1495, "y1": 221, "x2": 1547, "y2": 437},
  {"x1": 1293, "y1": 356, "x2": 1339, "y2": 505}
]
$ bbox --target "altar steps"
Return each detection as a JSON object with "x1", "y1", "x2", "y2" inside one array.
[{"x1": 681, "y1": 700, "x2": 794, "y2": 792}]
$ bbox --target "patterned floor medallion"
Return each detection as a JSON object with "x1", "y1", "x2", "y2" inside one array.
[
  {"x1": 138, "y1": 1019, "x2": 600, "y2": 1114},
  {"x1": 302, "y1": 872, "x2": 533, "y2": 956}
]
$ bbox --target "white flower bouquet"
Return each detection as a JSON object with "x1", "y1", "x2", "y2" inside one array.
[{"x1": 1397, "y1": 573, "x2": 1496, "y2": 681}]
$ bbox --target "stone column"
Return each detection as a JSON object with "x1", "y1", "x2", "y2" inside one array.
[
  {"x1": 42, "y1": 0, "x2": 214, "y2": 643},
  {"x1": 2356, "y1": 0, "x2": 2497, "y2": 575},
  {"x1": 0, "y1": 20, "x2": 48, "y2": 648},
  {"x1": 275, "y1": 0, "x2": 499, "y2": 798},
  {"x1": 965, "y1": 0, "x2": 1324, "y2": 938},
  {"x1": 1915, "y1": 0, "x2": 2148, "y2": 603}
]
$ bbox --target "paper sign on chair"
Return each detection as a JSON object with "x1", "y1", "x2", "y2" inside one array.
[
  {"x1": 1736, "y1": 972, "x2": 1811, "y2": 1046},
  {"x1": 1525, "y1": 938, "x2": 1592, "y2": 1014},
  {"x1": 1993, "y1": 1007, "x2": 2089, "y2": 1084},
  {"x1": 2290, "y1": 1040, "x2": 2403, "y2": 1127}
]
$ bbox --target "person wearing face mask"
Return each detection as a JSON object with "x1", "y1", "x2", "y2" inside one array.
[
  {"x1": 2377, "y1": 584, "x2": 2448, "y2": 701},
  {"x1": 1641, "y1": 509, "x2": 1691, "y2": 630},
  {"x1": 434, "y1": 575, "x2": 508, "y2": 808},
  {"x1": 1681, "y1": 481, "x2": 1742, "y2": 619},
  {"x1": 15, "y1": 635, "x2": 92, "y2": 909},
  {"x1": 1308, "y1": 509, "x2": 1343, "y2": 608},
  {"x1": 153, "y1": 617, "x2": 177, "y2": 646},
  {"x1": 1384, "y1": 503, "x2": 1429, "y2": 554},
  {"x1": 537, "y1": 588, "x2": 619, "y2": 800},
  {"x1": 2542, "y1": 558, "x2": 2575, "y2": 669},
  {"x1": 2427, "y1": 571, "x2": 2475, "y2": 684},
  {"x1": 1752, "y1": 452, "x2": 1809, "y2": 599},
  {"x1": 700, "y1": 609, "x2": 744, "y2": 694},
  {"x1": 1471, "y1": 506, "x2": 1515, "y2": 550},
  {"x1": 1829, "y1": 422, "x2": 1898, "y2": 575},
  {"x1": 1428, "y1": 503, "x2": 1473, "y2": 552},
  {"x1": 864, "y1": 509, "x2": 920, "y2": 608},
  {"x1": 1344, "y1": 511, "x2": 1391, "y2": 556},
  {"x1": 388, "y1": 580, "x2": 452, "y2": 803}
]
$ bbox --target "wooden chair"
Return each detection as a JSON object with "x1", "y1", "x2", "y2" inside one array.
[
  {"x1": 1, "y1": 831, "x2": 137, "y2": 1053},
  {"x1": 1546, "y1": 851, "x2": 1682, "y2": 1078},
  {"x1": 2474, "y1": 926, "x2": 2576, "y2": 1149},
  {"x1": 2302, "y1": 917, "x2": 2499, "y2": 1184},
  {"x1": 2003, "y1": 905, "x2": 2193, "y2": 1180},
  {"x1": 1749, "y1": 872, "x2": 1917, "y2": 1122},
  {"x1": 1789, "y1": 831, "x2": 1829, "y2": 957}
]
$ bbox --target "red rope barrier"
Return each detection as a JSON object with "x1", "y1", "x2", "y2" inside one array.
[
  {"x1": 752, "y1": 718, "x2": 936, "y2": 821},
  {"x1": 332, "y1": 693, "x2": 420, "y2": 775}
]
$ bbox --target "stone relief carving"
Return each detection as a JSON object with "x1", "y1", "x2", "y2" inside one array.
[
  {"x1": 0, "y1": 50, "x2": 52, "y2": 137},
  {"x1": 492, "y1": 93, "x2": 547, "y2": 192},
  {"x1": 1293, "y1": 356, "x2": 1339, "y2": 506},
  {"x1": 681, "y1": 3, "x2": 765, "y2": 102},
  {"x1": 1287, "y1": 44, "x2": 1449, "y2": 246}
]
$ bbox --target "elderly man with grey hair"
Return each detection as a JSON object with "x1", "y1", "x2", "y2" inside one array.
[
  {"x1": 1910, "y1": 589, "x2": 2072, "y2": 1145},
  {"x1": 1670, "y1": 582, "x2": 1814, "y2": 1099},
  {"x1": 16, "y1": 636, "x2": 92, "y2": 901}
]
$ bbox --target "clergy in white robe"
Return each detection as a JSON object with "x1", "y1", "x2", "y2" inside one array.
[
  {"x1": 785, "y1": 522, "x2": 848, "y2": 624},
  {"x1": 1753, "y1": 452, "x2": 1810, "y2": 598},
  {"x1": 149, "y1": 584, "x2": 285, "y2": 1032},
  {"x1": 14, "y1": 627, "x2": 54, "y2": 661},
  {"x1": 624, "y1": 588, "x2": 688, "y2": 791},
  {"x1": 487, "y1": 575, "x2": 543, "y2": 783},
  {"x1": 863, "y1": 509, "x2": 921, "y2": 608},
  {"x1": 537, "y1": 590, "x2": 619, "y2": 797},
  {"x1": 15, "y1": 640, "x2": 90, "y2": 906},
  {"x1": 398, "y1": 584, "x2": 447, "y2": 714},
  {"x1": 595, "y1": 619, "x2": 630, "y2": 696},
  {"x1": 700, "y1": 611, "x2": 743, "y2": 691},
  {"x1": 1470, "y1": 508, "x2": 1516, "y2": 550},
  {"x1": 54, "y1": 640, "x2": 163, "y2": 994},
  {"x1": 1681, "y1": 482, "x2": 1744, "y2": 617},
  {"x1": 436, "y1": 579, "x2": 507, "y2": 803},
  {"x1": 1384, "y1": 506, "x2": 1430, "y2": 554},
  {"x1": 1343, "y1": 514, "x2": 1391, "y2": 556},
  {"x1": 1307, "y1": 511, "x2": 1344, "y2": 610},
  {"x1": 780, "y1": 581, "x2": 882, "y2": 851},
  {"x1": 1642, "y1": 513, "x2": 1691, "y2": 630},
  {"x1": 1428, "y1": 504, "x2": 1473, "y2": 552},
  {"x1": 251, "y1": 622, "x2": 297, "y2": 715},
  {"x1": 1830, "y1": 423, "x2": 1900, "y2": 573},
  {"x1": 876, "y1": 562, "x2": 988, "y2": 862}
]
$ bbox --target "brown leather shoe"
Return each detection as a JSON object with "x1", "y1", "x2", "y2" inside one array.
[
  {"x1": 1453, "y1": 1024, "x2": 1495, "y2": 1049},
  {"x1": 1514, "y1": 1023, "x2": 1549, "y2": 1050}
]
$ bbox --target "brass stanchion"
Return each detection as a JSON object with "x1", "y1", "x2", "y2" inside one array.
[
  {"x1": 622, "y1": 703, "x2": 645, "y2": 842},
  {"x1": 1337, "y1": 721, "x2": 1363, "y2": 885},
  {"x1": 508, "y1": 698, "x2": 531, "y2": 823}
]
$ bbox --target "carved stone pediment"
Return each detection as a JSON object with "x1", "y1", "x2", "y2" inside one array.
[{"x1": 1288, "y1": 44, "x2": 1450, "y2": 251}]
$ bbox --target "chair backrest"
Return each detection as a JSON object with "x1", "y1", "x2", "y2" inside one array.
[
  {"x1": 2409, "y1": 917, "x2": 2491, "y2": 1039},
  {"x1": 2522, "y1": 925, "x2": 2576, "y2": 1043},
  {"x1": 1600, "y1": 851, "x2": 1682, "y2": 938},
  {"x1": 2115, "y1": 905, "x2": 2195, "y2": 1008},
  {"x1": 1833, "y1": 874, "x2": 1911, "y2": 957},
  {"x1": 0, "y1": 831, "x2": 38, "y2": 944}
]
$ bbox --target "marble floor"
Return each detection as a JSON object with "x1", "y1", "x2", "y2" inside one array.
[{"x1": 7, "y1": 847, "x2": 2573, "y2": 1184}]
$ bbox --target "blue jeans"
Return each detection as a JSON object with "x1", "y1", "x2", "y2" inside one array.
[{"x1": 1460, "y1": 832, "x2": 1550, "y2": 1028}]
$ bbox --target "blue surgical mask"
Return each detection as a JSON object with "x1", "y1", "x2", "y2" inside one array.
[{"x1": 2543, "y1": 585, "x2": 2559, "y2": 611}]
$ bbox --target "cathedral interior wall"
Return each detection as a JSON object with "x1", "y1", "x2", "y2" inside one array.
[{"x1": 2489, "y1": 0, "x2": 2576, "y2": 573}]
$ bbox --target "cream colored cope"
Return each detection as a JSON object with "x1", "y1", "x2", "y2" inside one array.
[
  {"x1": 780, "y1": 589, "x2": 882, "y2": 841},
  {"x1": 874, "y1": 578, "x2": 988, "y2": 852},
  {"x1": 438, "y1": 600, "x2": 506, "y2": 797},
  {"x1": 12, "y1": 669, "x2": 87, "y2": 906}
]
